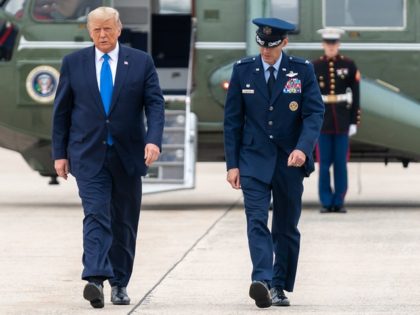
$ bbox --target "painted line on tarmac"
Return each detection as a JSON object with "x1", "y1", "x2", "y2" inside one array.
[{"x1": 128, "y1": 197, "x2": 243, "y2": 314}]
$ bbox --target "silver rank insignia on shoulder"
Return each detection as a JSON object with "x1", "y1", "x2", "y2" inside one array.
[{"x1": 286, "y1": 71, "x2": 298, "y2": 77}]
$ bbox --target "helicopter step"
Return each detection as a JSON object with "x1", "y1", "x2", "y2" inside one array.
[{"x1": 142, "y1": 104, "x2": 197, "y2": 194}]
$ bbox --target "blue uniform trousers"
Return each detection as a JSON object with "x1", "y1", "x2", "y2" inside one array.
[
  {"x1": 240, "y1": 150, "x2": 304, "y2": 292},
  {"x1": 318, "y1": 134, "x2": 349, "y2": 208},
  {"x1": 76, "y1": 146, "x2": 142, "y2": 287}
]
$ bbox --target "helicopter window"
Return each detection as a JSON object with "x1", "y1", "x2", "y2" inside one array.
[
  {"x1": 324, "y1": 0, "x2": 405, "y2": 29},
  {"x1": 32, "y1": 0, "x2": 102, "y2": 22},
  {"x1": 271, "y1": 0, "x2": 299, "y2": 27},
  {"x1": 159, "y1": 0, "x2": 190, "y2": 14}
]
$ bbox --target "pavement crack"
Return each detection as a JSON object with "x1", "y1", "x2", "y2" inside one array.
[{"x1": 128, "y1": 197, "x2": 242, "y2": 314}]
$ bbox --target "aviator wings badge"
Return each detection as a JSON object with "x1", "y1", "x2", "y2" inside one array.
[{"x1": 286, "y1": 71, "x2": 298, "y2": 78}]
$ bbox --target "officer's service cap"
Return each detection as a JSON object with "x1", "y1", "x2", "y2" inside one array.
[
  {"x1": 317, "y1": 28, "x2": 345, "y2": 42},
  {"x1": 252, "y1": 18, "x2": 295, "y2": 48}
]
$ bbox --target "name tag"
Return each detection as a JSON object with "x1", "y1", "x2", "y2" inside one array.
[{"x1": 242, "y1": 89, "x2": 254, "y2": 94}]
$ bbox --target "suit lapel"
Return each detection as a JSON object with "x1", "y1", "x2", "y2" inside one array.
[
  {"x1": 84, "y1": 46, "x2": 105, "y2": 116},
  {"x1": 271, "y1": 53, "x2": 290, "y2": 103},
  {"x1": 109, "y1": 45, "x2": 130, "y2": 114},
  {"x1": 253, "y1": 57, "x2": 270, "y2": 102}
]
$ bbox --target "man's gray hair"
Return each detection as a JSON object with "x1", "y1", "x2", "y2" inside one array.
[{"x1": 87, "y1": 6, "x2": 122, "y2": 30}]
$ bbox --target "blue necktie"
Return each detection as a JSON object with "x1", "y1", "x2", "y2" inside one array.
[{"x1": 100, "y1": 54, "x2": 113, "y2": 144}]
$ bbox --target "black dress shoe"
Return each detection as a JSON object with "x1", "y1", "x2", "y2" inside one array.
[
  {"x1": 320, "y1": 206, "x2": 332, "y2": 213},
  {"x1": 111, "y1": 286, "x2": 131, "y2": 305},
  {"x1": 270, "y1": 287, "x2": 290, "y2": 306},
  {"x1": 334, "y1": 206, "x2": 347, "y2": 213},
  {"x1": 83, "y1": 282, "x2": 104, "y2": 308},
  {"x1": 249, "y1": 281, "x2": 272, "y2": 308}
]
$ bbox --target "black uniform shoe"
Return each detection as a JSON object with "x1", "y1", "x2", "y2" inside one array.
[
  {"x1": 249, "y1": 281, "x2": 272, "y2": 308},
  {"x1": 111, "y1": 286, "x2": 131, "y2": 305},
  {"x1": 83, "y1": 282, "x2": 104, "y2": 308},
  {"x1": 334, "y1": 206, "x2": 347, "y2": 213},
  {"x1": 270, "y1": 287, "x2": 290, "y2": 306},
  {"x1": 320, "y1": 206, "x2": 332, "y2": 213}
]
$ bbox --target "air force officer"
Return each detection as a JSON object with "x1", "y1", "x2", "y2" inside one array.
[{"x1": 224, "y1": 18, "x2": 324, "y2": 308}]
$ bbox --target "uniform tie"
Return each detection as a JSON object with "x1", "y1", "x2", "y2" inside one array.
[
  {"x1": 267, "y1": 66, "x2": 276, "y2": 98},
  {"x1": 100, "y1": 54, "x2": 113, "y2": 144}
]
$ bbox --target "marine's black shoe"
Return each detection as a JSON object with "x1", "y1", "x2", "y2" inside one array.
[
  {"x1": 249, "y1": 281, "x2": 272, "y2": 308},
  {"x1": 271, "y1": 287, "x2": 290, "y2": 306},
  {"x1": 111, "y1": 286, "x2": 131, "y2": 305},
  {"x1": 334, "y1": 206, "x2": 347, "y2": 213},
  {"x1": 83, "y1": 282, "x2": 104, "y2": 308},
  {"x1": 320, "y1": 206, "x2": 333, "y2": 213}
]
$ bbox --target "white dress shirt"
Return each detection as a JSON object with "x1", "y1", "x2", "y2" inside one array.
[{"x1": 95, "y1": 43, "x2": 119, "y2": 89}]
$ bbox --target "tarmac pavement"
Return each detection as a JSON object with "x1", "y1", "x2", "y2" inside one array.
[{"x1": 1, "y1": 147, "x2": 420, "y2": 314}]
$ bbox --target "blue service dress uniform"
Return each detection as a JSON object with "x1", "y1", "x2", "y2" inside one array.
[
  {"x1": 224, "y1": 53, "x2": 324, "y2": 291},
  {"x1": 312, "y1": 55, "x2": 360, "y2": 209}
]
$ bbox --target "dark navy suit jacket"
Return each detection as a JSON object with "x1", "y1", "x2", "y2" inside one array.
[
  {"x1": 224, "y1": 53, "x2": 324, "y2": 184},
  {"x1": 52, "y1": 44, "x2": 165, "y2": 179}
]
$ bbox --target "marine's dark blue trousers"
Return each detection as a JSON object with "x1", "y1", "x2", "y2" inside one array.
[
  {"x1": 318, "y1": 134, "x2": 349, "y2": 208},
  {"x1": 241, "y1": 150, "x2": 304, "y2": 292},
  {"x1": 76, "y1": 146, "x2": 142, "y2": 287}
]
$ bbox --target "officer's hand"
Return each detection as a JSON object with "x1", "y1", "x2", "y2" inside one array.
[
  {"x1": 287, "y1": 150, "x2": 306, "y2": 168},
  {"x1": 54, "y1": 159, "x2": 69, "y2": 180},
  {"x1": 227, "y1": 168, "x2": 241, "y2": 189},
  {"x1": 348, "y1": 124, "x2": 357, "y2": 137},
  {"x1": 144, "y1": 143, "x2": 160, "y2": 167}
]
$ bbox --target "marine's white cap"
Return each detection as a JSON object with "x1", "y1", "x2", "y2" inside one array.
[{"x1": 317, "y1": 28, "x2": 345, "y2": 40}]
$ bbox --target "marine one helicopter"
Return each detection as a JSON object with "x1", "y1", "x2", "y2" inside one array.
[{"x1": 1, "y1": 0, "x2": 420, "y2": 192}]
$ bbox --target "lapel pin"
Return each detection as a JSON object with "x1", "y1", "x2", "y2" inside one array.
[{"x1": 124, "y1": 61, "x2": 129, "y2": 65}]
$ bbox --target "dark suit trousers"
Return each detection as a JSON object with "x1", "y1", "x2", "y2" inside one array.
[
  {"x1": 76, "y1": 146, "x2": 142, "y2": 287},
  {"x1": 241, "y1": 149, "x2": 304, "y2": 292}
]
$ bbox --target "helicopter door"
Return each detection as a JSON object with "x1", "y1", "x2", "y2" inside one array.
[
  {"x1": 142, "y1": 3, "x2": 196, "y2": 193},
  {"x1": 116, "y1": 0, "x2": 196, "y2": 193},
  {"x1": 142, "y1": 15, "x2": 196, "y2": 194}
]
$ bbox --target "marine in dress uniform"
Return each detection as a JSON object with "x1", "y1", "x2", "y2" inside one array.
[
  {"x1": 224, "y1": 18, "x2": 324, "y2": 308},
  {"x1": 313, "y1": 28, "x2": 361, "y2": 214}
]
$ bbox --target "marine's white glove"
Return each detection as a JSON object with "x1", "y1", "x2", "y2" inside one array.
[{"x1": 348, "y1": 124, "x2": 357, "y2": 137}]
